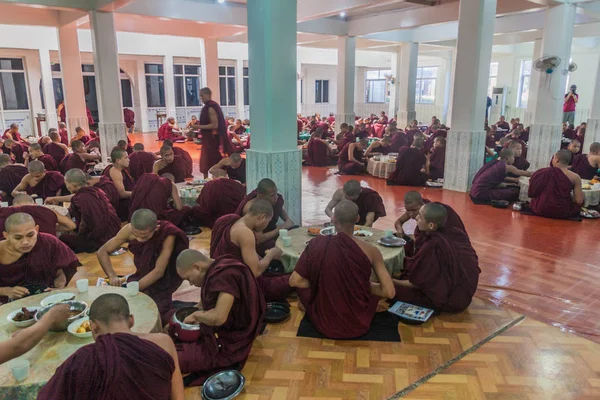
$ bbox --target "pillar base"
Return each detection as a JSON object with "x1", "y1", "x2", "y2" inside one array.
[
  {"x1": 335, "y1": 113, "x2": 355, "y2": 128},
  {"x1": 397, "y1": 110, "x2": 416, "y2": 128},
  {"x1": 246, "y1": 149, "x2": 302, "y2": 225},
  {"x1": 527, "y1": 124, "x2": 562, "y2": 172},
  {"x1": 98, "y1": 122, "x2": 127, "y2": 161},
  {"x1": 444, "y1": 130, "x2": 487, "y2": 192},
  {"x1": 67, "y1": 116, "x2": 89, "y2": 136},
  {"x1": 584, "y1": 118, "x2": 600, "y2": 152}
]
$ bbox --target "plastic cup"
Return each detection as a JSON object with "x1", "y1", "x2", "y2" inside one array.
[
  {"x1": 282, "y1": 236, "x2": 292, "y2": 247},
  {"x1": 76, "y1": 279, "x2": 89, "y2": 293},
  {"x1": 0, "y1": 202, "x2": 8, "y2": 208},
  {"x1": 384, "y1": 230, "x2": 394, "y2": 238},
  {"x1": 11, "y1": 359, "x2": 30, "y2": 382},
  {"x1": 126, "y1": 281, "x2": 139, "y2": 297},
  {"x1": 35, "y1": 198, "x2": 43, "y2": 205},
  {"x1": 278, "y1": 229, "x2": 288, "y2": 238}
]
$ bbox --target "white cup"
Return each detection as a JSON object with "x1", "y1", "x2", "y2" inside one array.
[
  {"x1": 76, "y1": 279, "x2": 89, "y2": 293},
  {"x1": 126, "y1": 281, "x2": 139, "y2": 297},
  {"x1": 279, "y1": 229, "x2": 288, "y2": 238},
  {"x1": 282, "y1": 236, "x2": 292, "y2": 247},
  {"x1": 0, "y1": 202, "x2": 8, "y2": 208},
  {"x1": 35, "y1": 198, "x2": 43, "y2": 205},
  {"x1": 11, "y1": 359, "x2": 30, "y2": 382}
]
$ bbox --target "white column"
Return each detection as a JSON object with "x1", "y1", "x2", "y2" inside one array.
[
  {"x1": 396, "y1": 42, "x2": 418, "y2": 127},
  {"x1": 444, "y1": 0, "x2": 496, "y2": 192},
  {"x1": 235, "y1": 57, "x2": 245, "y2": 119},
  {"x1": 388, "y1": 49, "x2": 399, "y2": 118},
  {"x1": 57, "y1": 22, "x2": 89, "y2": 135},
  {"x1": 89, "y1": 10, "x2": 125, "y2": 158},
  {"x1": 135, "y1": 60, "x2": 149, "y2": 133},
  {"x1": 585, "y1": 55, "x2": 600, "y2": 152},
  {"x1": 297, "y1": 56, "x2": 302, "y2": 115},
  {"x1": 335, "y1": 36, "x2": 356, "y2": 127},
  {"x1": 38, "y1": 48, "x2": 58, "y2": 132},
  {"x1": 442, "y1": 49, "x2": 454, "y2": 126},
  {"x1": 525, "y1": 39, "x2": 543, "y2": 125},
  {"x1": 246, "y1": 0, "x2": 301, "y2": 224},
  {"x1": 202, "y1": 39, "x2": 220, "y2": 101},
  {"x1": 163, "y1": 54, "x2": 177, "y2": 119}
]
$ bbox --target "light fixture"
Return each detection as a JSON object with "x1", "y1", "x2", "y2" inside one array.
[
  {"x1": 340, "y1": 11, "x2": 346, "y2": 18},
  {"x1": 217, "y1": 0, "x2": 225, "y2": 3}
]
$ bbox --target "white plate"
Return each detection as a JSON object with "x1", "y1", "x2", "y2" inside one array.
[
  {"x1": 40, "y1": 293, "x2": 77, "y2": 307},
  {"x1": 353, "y1": 230, "x2": 373, "y2": 238},
  {"x1": 425, "y1": 181, "x2": 443, "y2": 188},
  {"x1": 7, "y1": 307, "x2": 40, "y2": 328},
  {"x1": 43, "y1": 205, "x2": 68, "y2": 216},
  {"x1": 319, "y1": 227, "x2": 336, "y2": 236},
  {"x1": 67, "y1": 317, "x2": 93, "y2": 339}
]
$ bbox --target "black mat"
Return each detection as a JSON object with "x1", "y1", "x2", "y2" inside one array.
[
  {"x1": 520, "y1": 209, "x2": 582, "y2": 221},
  {"x1": 297, "y1": 312, "x2": 401, "y2": 342},
  {"x1": 469, "y1": 195, "x2": 492, "y2": 205}
]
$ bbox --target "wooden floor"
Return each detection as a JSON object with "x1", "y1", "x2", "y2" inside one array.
[{"x1": 69, "y1": 133, "x2": 600, "y2": 399}]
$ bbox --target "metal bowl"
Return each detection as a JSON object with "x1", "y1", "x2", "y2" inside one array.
[
  {"x1": 377, "y1": 236, "x2": 407, "y2": 247},
  {"x1": 202, "y1": 370, "x2": 245, "y2": 400},
  {"x1": 35, "y1": 301, "x2": 88, "y2": 332},
  {"x1": 169, "y1": 307, "x2": 201, "y2": 343}
]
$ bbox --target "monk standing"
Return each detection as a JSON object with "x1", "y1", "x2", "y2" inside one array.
[
  {"x1": 12, "y1": 160, "x2": 64, "y2": 200},
  {"x1": 325, "y1": 180, "x2": 386, "y2": 227},
  {"x1": 387, "y1": 137, "x2": 427, "y2": 186},
  {"x1": 528, "y1": 150, "x2": 583, "y2": 219},
  {"x1": 43, "y1": 130, "x2": 69, "y2": 165},
  {"x1": 59, "y1": 140, "x2": 100, "y2": 174},
  {"x1": 98, "y1": 209, "x2": 189, "y2": 320},
  {"x1": 337, "y1": 138, "x2": 368, "y2": 175},
  {"x1": 153, "y1": 145, "x2": 187, "y2": 183},
  {"x1": 393, "y1": 203, "x2": 480, "y2": 312},
  {"x1": 173, "y1": 249, "x2": 265, "y2": 386},
  {"x1": 24, "y1": 143, "x2": 58, "y2": 171},
  {"x1": 192, "y1": 169, "x2": 245, "y2": 228},
  {"x1": 0, "y1": 194, "x2": 75, "y2": 236},
  {"x1": 128, "y1": 143, "x2": 158, "y2": 180},
  {"x1": 163, "y1": 139, "x2": 193, "y2": 179},
  {"x1": 209, "y1": 152, "x2": 247, "y2": 184},
  {"x1": 571, "y1": 142, "x2": 600, "y2": 180},
  {"x1": 0, "y1": 154, "x2": 28, "y2": 204},
  {"x1": 0, "y1": 213, "x2": 80, "y2": 304},
  {"x1": 289, "y1": 201, "x2": 395, "y2": 339},
  {"x1": 103, "y1": 148, "x2": 135, "y2": 221},
  {"x1": 38, "y1": 294, "x2": 184, "y2": 400}
]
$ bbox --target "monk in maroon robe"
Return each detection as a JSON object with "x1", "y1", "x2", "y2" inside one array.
[
  {"x1": 529, "y1": 150, "x2": 583, "y2": 219},
  {"x1": 389, "y1": 129, "x2": 409, "y2": 153},
  {"x1": 152, "y1": 145, "x2": 187, "y2": 184},
  {"x1": 3, "y1": 139, "x2": 26, "y2": 164},
  {"x1": 124, "y1": 108, "x2": 135, "y2": 131},
  {"x1": 173, "y1": 250, "x2": 265, "y2": 386},
  {"x1": 0, "y1": 213, "x2": 80, "y2": 304},
  {"x1": 0, "y1": 155, "x2": 27, "y2": 204},
  {"x1": 164, "y1": 140, "x2": 193, "y2": 178},
  {"x1": 209, "y1": 153, "x2": 246, "y2": 184},
  {"x1": 507, "y1": 140, "x2": 530, "y2": 175},
  {"x1": 90, "y1": 175, "x2": 120, "y2": 211},
  {"x1": 571, "y1": 142, "x2": 600, "y2": 180},
  {"x1": 192, "y1": 170, "x2": 245, "y2": 228},
  {"x1": 12, "y1": 160, "x2": 64, "y2": 201},
  {"x1": 290, "y1": 200, "x2": 395, "y2": 339},
  {"x1": 103, "y1": 148, "x2": 135, "y2": 221},
  {"x1": 128, "y1": 143, "x2": 157, "y2": 181},
  {"x1": 2, "y1": 124, "x2": 24, "y2": 142},
  {"x1": 387, "y1": 138, "x2": 427, "y2": 186},
  {"x1": 38, "y1": 293, "x2": 184, "y2": 399},
  {"x1": 306, "y1": 130, "x2": 336, "y2": 166},
  {"x1": 424, "y1": 129, "x2": 447, "y2": 154},
  {"x1": 157, "y1": 117, "x2": 185, "y2": 141},
  {"x1": 495, "y1": 116, "x2": 510, "y2": 130},
  {"x1": 337, "y1": 127, "x2": 356, "y2": 151},
  {"x1": 43, "y1": 130, "x2": 69, "y2": 166},
  {"x1": 338, "y1": 139, "x2": 368, "y2": 175},
  {"x1": 60, "y1": 140, "x2": 100, "y2": 174},
  {"x1": 0, "y1": 194, "x2": 76, "y2": 236},
  {"x1": 325, "y1": 180, "x2": 386, "y2": 227},
  {"x1": 57, "y1": 122, "x2": 69, "y2": 145},
  {"x1": 425, "y1": 117, "x2": 440, "y2": 136},
  {"x1": 25, "y1": 143, "x2": 58, "y2": 171},
  {"x1": 428, "y1": 137, "x2": 446, "y2": 180},
  {"x1": 365, "y1": 136, "x2": 392, "y2": 157},
  {"x1": 98, "y1": 209, "x2": 189, "y2": 320}
]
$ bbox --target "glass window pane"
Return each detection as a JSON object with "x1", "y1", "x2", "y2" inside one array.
[
  {"x1": 523, "y1": 60, "x2": 532, "y2": 75},
  {"x1": 219, "y1": 66, "x2": 226, "y2": 76},
  {"x1": 490, "y1": 62, "x2": 499, "y2": 77},
  {"x1": 243, "y1": 77, "x2": 249, "y2": 106},
  {"x1": 51, "y1": 63, "x2": 61, "y2": 72},
  {"x1": 420, "y1": 78, "x2": 436, "y2": 104},
  {"x1": 173, "y1": 65, "x2": 183, "y2": 75},
  {"x1": 227, "y1": 66, "x2": 235, "y2": 76},
  {"x1": 121, "y1": 79, "x2": 133, "y2": 108},
  {"x1": 227, "y1": 77, "x2": 236, "y2": 106},
  {"x1": 174, "y1": 76, "x2": 185, "y2": 107},
  {"x1": 0, "y1": 58, "x2": 24, "y2": 70},
  {"x1": 0, "y1": 72, "x2": 29, "y2": 110},
  {"x1": 145, "y1": 64, "x2": 163, "y2": 74},
  {"x1": 243, "y1": 67, "x2": 249, "y2": 77},
  {"x1": 417, "y1": 68, "x2": 423, "y2": 79},
  {"x1": 322, "y1": 80, "x2": 329, "y2": 103},
  {"x1": 53, "y1": 78, "x2": 64, "y2": 106},
  {"x1": 422, "y1": 67, "x2": 437, "y2": 78},
  {"x1": 184, "y1": 65, "x2": 200, "y2": 75},
  {"x1": 366, "y1": 70, "x2": 379, "y2": 79},
  {"x1": 82, "y1": 64, "x2": 95, "y2": 73},
  {"x1": 367, "y1": 80, "x2": 386, "y2": 103},
  {"x1": 520, "y1": 76, "x2": 530, "y2": 108},
  {"x1": 315, "y1": 80, "x2": 322, "y2": 103},
  {"x1": 146, "y1": 75, "x2": 165, "y2": 107},
  {"x1": 219, "y1": 77, "x2": 227, "y2": 104},
  {"x1": 185, "y1": 76, "x2": 201, "y2": 106}
]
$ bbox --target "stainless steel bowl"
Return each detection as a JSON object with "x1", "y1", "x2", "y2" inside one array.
[
  {"x1": 35, "y1": 301, "x2": 88, "y2": 332},
  {"x1": 202, "y1": 370, "x2": 245, "y2": 400}
]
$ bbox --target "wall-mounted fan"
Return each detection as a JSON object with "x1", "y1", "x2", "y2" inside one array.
[
  {"x1": 533, "y1": 56, "x2": 562, "y2": 74},
  {"x1": 568, "y1": 62, "x2": 578, "y2": 73}
]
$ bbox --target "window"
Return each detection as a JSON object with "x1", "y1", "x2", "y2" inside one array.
[
  {"x1": 121, "y1": 79, "x2": 133, "y2": 108},
  {"x1": 174, "y1": 64, "x2": 202, "y2": 107},
  {"x1": 365, "y1": 70, "x2": 391, "y2": 103},
  {"x1": 416, "y1": 67, "x2": 437, "y2": 104},
  {"x1": 243, "y1": 67, "x2": 249, "y2": 106},
  {"x1": 0, "y1": 58, "x2": 29, "y2": 110},
  {"x1": 488, "y1": 62, "x2": 498, "y2": 97},
  {"x1": 145, "y1": 63, "x2": 165, "y2": 107},
  {"x1": 219, "y1": 66, "x2": 236, "y2": 106},
  {"x1": 517, "y1": 60, "x2": 532, "y2": 108},
  {"x1": 315, "y1": 79, "x2": 329, "y2": 103}
]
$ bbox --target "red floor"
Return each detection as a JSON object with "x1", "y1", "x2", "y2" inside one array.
[{"x1": 132, "y1": 133, "x2": 600, "y2": 343}]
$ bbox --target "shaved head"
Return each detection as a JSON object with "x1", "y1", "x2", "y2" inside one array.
[
  {"x1": 160, "y1": 145, "x2": 172, "y2": 156},
  {"x1": 422, "y1": 202, "x2": 447, "y2": 230},
  {"x1": 211, "y1": 169, "x2": 227, "y2": 178},
  {"x1": 117, "y1": 140, "x2": 127, "y2": 148},
  {"x1": 29, "y1": 143, "x2": 42, "y2": 152},
  {"x1": 0, "y1": 154, "x2": 10, "y2": 167},
  {"x1": 358, "y1": 138, "x2": 368, "y2": 147},
  {"x1": 160, "y1": 173, "x2": 175, "y2": 182},
  {"x1": 110, "y1": 148, "x2": 127, "y2": 163},
  {"x1": 404, "y1": 191, "x2": 424, "y2": 206},
  {"x1": 257, "y1": 178, "x2": 277, "y2": 195},
  {"x1": 130, "y1": 209, "x2": 158, "y2": 231},
  {"x1": 89, "y1": 293, "x2": 130, "y2": 325},
  {"x1": 163, "y1": 139, "x2": 173, "y2": 147},
  {"x1": 200, "y1": 87, "x2": 212, "y2": 96},
  {"x1": 176, "y1": 249, "x2": 209, "y2": 271},
  {"x1": 230, "y1": 153, "x2": 242, "y2": 162},
  {"x1": 4, "y1": 139, "x2": 15, "y2": 147},
  {"x1": 65, "y1": 168, "x2": 88, "y2": 187},
  {"x1": 71, "y1": 140, "x2": 84, "y2": 151},
  {"x1": 412, "y1": 137, "x2": 424, "y2": 149},
  {"x1": 590, "y1": 142, "x2": 600, "y2": 154},
  {"x1": 5, "y1": 212, "x2": 35, "y2": 233},
  {"x1": 554, "y1": 149, "x2": 572, "y2": 166},
  {"x1": 28, "y1": 160, "x2": 45, "y2": 174},
  {"x1": 499, "y1": 148, "x2": 514, "y2": 160},
  {"x1": 343, "y1": 180, "x2": 362, "y2": 199},
  {"x1": 248, "y1": 198, "x2": 274, "y2": 218},
  {"x1": 133, "y1": 143, "x2": 144, "y2": 151},
  {"x1": 334, "y1": 200, "x2": 359, "y2": 226},
  {"x1": 49, "y1": 131, "x2": 59, "y2": 141},
  {"x1": 12, "y1": 194, "x2": 35, "y2": 206}
]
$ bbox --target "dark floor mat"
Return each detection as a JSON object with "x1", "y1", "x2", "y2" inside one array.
[{"x1": 297, "y1": 311, "x2": 401, "y2": 342}]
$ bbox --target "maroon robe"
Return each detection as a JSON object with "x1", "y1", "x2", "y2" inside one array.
[
  {"x1": 224, "y1": 159, "x2": 246, "y2": 184},
  {"x1": 58, "y1": 128, "x2": 69, "y2": 145},
  {"x1": 395, "y1": 226, "x2": 480, "y2": 312},
  {"x1": 176, "y1": 257, "x2": 265, "y2": 386},
  {"x1": 338, "y1": 132, "x2": 355, "y2": 151},
  {"x1": 295, "y1": 233, "x2": 379, "y2": 339},
  {"x1": 405, "y1": 129, "x2": 420, "y2": 147},
  {"x1": 26, "y1": 171, "x2": 65, "y2": 200},
  {"x1": 9, "y1": 143, "x2": 26, "y2": 164},
  {"x1": 486, "y1": 134, "x2": 496, "y2": 149},
  {"x1": 157, "y1": 155, "x2": 187, "y2": 183},
  {"x1": 59, "y1": 153, "x2": 87, "y2": 174},
  {"x1": 192, "y1": 178, "x2": 245, "y2": 228},
  {"x1": 235, "y1": 190, "x2": 284, "y2": 255},
  {"x1": 124, "y1": 108, "x2": 135, "y2": 129},
  {"x1": 128, "y1": 151, "x2": 156, "y2": 181},
  {"x1": 337, "y1": 143, "x2": 365, "y2": 175},
  {"x1": 199, "y1": 100, "x2": 231, "y2": 175},
  {"x1": 43, "y1": 142, "x2": 67, "y2": 165},
  {"x1": 424, "y1": 130, "x2": 447, "y2": 153},
  {"x1": 512, "y1": 156, "x2": 530, "y2": 171},
  {"x1": 172, "y1": 146, "x2": 193, "y2": 178},
  {"x1": 60, "y1": 186, "x2": 121, "y2": 251},
  {"x1": 306, "y1": 139, "x2": 333, "y2": 167},
  {"x1": 470, "y1": 160, "x2": 518, "y2": 202},
  {"x1": 94, "y1": 176, "x2": 120, "y2": 211},
  {"x1": 0, "y1": 205, "x2": 57, "y2": 236},
  {"x1": 355, "y1": 130, "x2": 369, "y2": 140},
  {"x1": 354, "y1": 188, "x2": 386, "y2": 225},
  {"x1": 2, "y1": 130, "x2": 23, "y2": 142},
  {"x1": 38, "y1": 333, "x2": 174, "y2": 400},
  {"x1": 529, "y1": 167, "x2": 582, "y2": 219},
  {"x1": 103, "y1": 165, "x2": 135, "y2": 221},
  {"x1": 157, "y1": 123, "x2": 183, "y2": 141},
  {"x1": 297, "y1": 119, "x2": 304, "y2": 134},
  {"x1": 571, "y1": 154, "x2": 598, "y2": 180},
  {"x1": 390, "y1": 132, "x2": 408, "y2": 153},
  {"x1": 387, "y1": 147, "x2": 427, "y2": 186},
  {"x1": 128, "y1": 174, "x2": 189, "y2": 227},
  {"x1": 36, "y1": 154, "x2": 59, "y2": 172},
  {"x1": 429, "y1": 147, "x2": 446, "y2": 180},
  {"x1": 0, "y1": 164, "x2": 28, "y2": 204},
  {"x1": 128, "y1": 221, "x2": 188, "y2": 319},
  {"x1": 0, "y1": 233, "x2": 80, "y2": 304},
  {"x1": 496, "y1": 121, "x2": 510, "y2": 130}
]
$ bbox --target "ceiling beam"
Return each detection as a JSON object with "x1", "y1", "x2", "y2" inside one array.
[{"x1": 0, "y1": 0, "x2": 92, "y2": 9}]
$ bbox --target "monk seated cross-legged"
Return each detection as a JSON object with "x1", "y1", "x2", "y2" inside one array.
[
  {"x1": 325, "y1": 180, "x2": 386, "y2": 227},
  {"x1": 153, "y1": 145, "x2": 187, "y2": 184},
  {"x1": 59, "y1": 140, "x2": 101, "y2": 174},
  {"x1": 0, "y1": 213, "x2": 80, "y2": 304},
  {"x1": 528, "y1": 150, "x2": 584, "y2": 220},
  {"x1": 0, "y1": 154, "x2": 28, "y2": 205},
  {"x1": 209, "y1": 152, "x2": 247, "y2": 184},
  {"x1": 470, "y1": 149, "x2": 533, "y2": 204},
  {"x1": 97, "y1": 209, "x2": 189, "y2": 322},
  {"x1": 158, "y1": 117, "x2": 186, "y2": 142},
  {"x1": 163, "y1": 139, "x2": 193, "y2": 179},
  {"x1": 2, "y1": 123, "x2": 24, "y2": 142},
  {"x1": 38, "y1": 293, "x2": 185, "y2": 400},
  {"x1": 192, "y1": 169, "x2": 245, "y2": 228},
  {"x1": 387, "y1": 137, "x2": 428, "y2": 186},
  {"x1": 43, "y1": 130, "x2": 69, "y2": 166},
  {"x1": 428, "y1": 137, "x2": 446, "y2": 180},
  {"x1": 365, "y1": 135, "x2": 392, "y2": 157},
  {"x1": 12, "y1": 160, "x2": 65, "y2": 201},
  {"x1": 571, "y1": 142, "x2": 600, "y2": 180},
  {"x1": 289, "y1": 201, "x2": 395, "y2": 339},
  {"x1": 70, "y1": 126, "x2": 91, "y2": 146},
  {"x1": 173, "y1": 249, "x2": 265, "y2": 387},
  {"x1": 507, "y1": 140, "x2": 530, "y2": 174},
  {"x1": 552, "y1": 139, "x2": 581, "y2": 167},
  {"x1": 103, "y1": 148, "x2": 136, "y2": 221},
  {"x1": 393, "y1": 203, "x2": 480, "y2": 313},
  {"x1": 305, "y1": 130, "x2": 336, "y2": 167},
  {"x1": 0, "y1": 194, "x2": 75, "y2": 236},
  {"x1": 128, "y1": 143, "x2": 158, "y2": 181},
  {"x1": 24, "y1": 143, "x2": 58, "y2": 171},
  {"x1": 337, "y1": 138, "x2": 368, "y2": 175}
]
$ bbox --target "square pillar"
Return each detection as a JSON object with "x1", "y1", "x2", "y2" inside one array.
[
  {"x1": 201, "y1": 39, "x2": 220, "y2": 102},
  {"x1": 525, "y1": 38, "x2": 543, "y2": 125},
  {"x1": 247, "y1": 0, "x2": 301, "y2": 224},
  {"x1": 395, "y1": 42, "x2": 418, "y2": 127},
  {"x1": 335, "y1": 36, "x2": 356, "y2": 127},
  {"x1": 163, "y1": 54, "x2": 177, "y2": 118},
  {"x1": 235, "y1": 57, "x2": 245, "y2": 119},
  {"x1": 585, "y1": 55, "x2": 600, "y2": 151},
  {"x1": 38, "y1": 48, "x2": 58, "y2": 134}
]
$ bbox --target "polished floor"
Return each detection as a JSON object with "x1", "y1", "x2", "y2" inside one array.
[{"x1": 70, "y1": 133, "x2": 600, "y2": 399}]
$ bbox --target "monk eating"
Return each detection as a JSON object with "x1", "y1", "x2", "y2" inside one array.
[
  {"x1": 59, "y1": 169, "x2": 121, "y2": 253},
  {"x1": 98, "y1": 209, "x2": 189, "y2": 320},
  {"x1": 128, "y1": 143, "x2": 158, "y2": 180},
  {"x1": 209, "y1": 152, "x2": 247, "y2": 184},
  {"x1": 393, "y1": 203, "x2": 479, "y2": 312},
  {"x1": 387, "y1": 137, "x2": 427, "y2": 186},
  {"x1": 38, "y1": 294, "x2": 184, "y2": 400},
  {"x1": 57, "y1": 122, "x2": 69, "y2": 145},
  {"x1": 12, "y1": 160, "x2": 64, "y2": 200},
  {"x1": 337, "y1": 138, "x2": 368, "y2": 175},
  {"x1": 470, "y1": 149, "x2": 532, "y2": 203},
  {"x1": 2, "y1": 123, "x2": 24, "y2": 142},
  {"x1": 24, "y1": 143, "x2": 58, "y2": 171},
  {"x1": 337, "y1": 123, "x2": 355, "y2": 150},
  {"x1": 3, "y1": 139, "x2": 26, "y2": 164},
  {"x1": 365, "y1": 135, "x2": 392, "y2": 156},
  {"x1": 158, "y1": 117, "x2": 185, "y2": 141},
  {"x1": 173, "y1": 249, "x2": 265, "y2": 386},
  {"x1": 571, "y1": 142, "x2": 600, "y2": 180},
  {"x1": 388, "y1": 123, "x2": 409, "y2": 153},
  {"x1": 70, "y1": 126, "x2": 90, "y2": 146},
  {"x1": 59, "y1": 140, "x2": 100, "y2": 174},
  {"x1": 192, "y1": 169, "x2": 245, "y2": 228},
  {"x1": 495, "y1": 115, "x2": 510, "y2": 130},
  {"x1": 103, "y1": 148, "x2": 135, "y2": 221},
  {"x1": 305, "y1": 130, "x2": 336, "y2": 167},
  {"x1": 153, "y1": 145, "x2": 187, "y2": 183},
  {"x1": 528, "y1": 150, "x2": 583, "y2": 219},
  {"x1": 566, "y1": 139, "x2": 581, "y2": 162},
  {"x1": 43, "y1": 130, "x2": 69, "y2": 166},
  {"x1": 236, "y1": 178, "x2": 295, "y2": 255},
  {"x1": 163, "y1": 139, "x2": 193, "y2": 178},
  {"x1": 508, "y1": 140, "x2": 530, "y2": 173},
  {"x1": 289, "y1": 201, "x2": 395, "y2": 339},
  {"x1": 0, "y1": 154, "x2": 28, "y2": 204},
  {"x1": 0, "y1": 213, "x2": 80, "y2": 304},
  {"x1": 325, "y1": 180, "x2": 386, "y2": 227},
  {"x1": 0, "y1": 194, "x2": 75, "y2": 236},
  {"x1": 428, "y1": 136, "x2": 446, "y2": 180},
  {"x1": 45, "y1": 174, "x2": 120, "y2": 216}
]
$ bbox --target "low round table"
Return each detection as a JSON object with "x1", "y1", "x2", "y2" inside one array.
[
  {"x1": 0, "y1": 287, "x2": 161, "y2": 399},
  {"x1": 175, "y1": 182, "x2": 204, "y2": 207},
  {"x1": 275, "y1": 226, "x2": 405, "y2": 277},
  {"x1": 367, "y1": 156, "x2": 397, "y2": 179},
  {"x1": 519, "y1": 177, "x2": 600, "y2": 207}
]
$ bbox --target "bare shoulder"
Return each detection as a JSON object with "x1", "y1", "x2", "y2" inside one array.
[
  {"x1": 230, "y1": 221, "x2": 252, "y2": 241},
  {"x1": 137, "y1": 333, "x2": 176, "y2": 354},
  {"x1": 242, "y1": 198, "x2": 253, "y2": 214},
  {"x1": 352, "y1": 237, "x2": 378, "y2": 262},
  {"x1": 332, "y1": 188, "x2": 344, "y2": 200}
]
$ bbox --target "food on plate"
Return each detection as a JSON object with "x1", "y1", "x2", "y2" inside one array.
[
  {"x1": 307, "y1": 227, "x2": 321, "y2": 236},
  {"x1": 590, "y1": 179, "x2": 600, "y2": 184},
  {"x1": 354, "y1": 227, "x2": 360, "y2": 231},
  {"x1": 68, "y1": 310, "x2": 83, "y2": 318},
  {"x1": 13, "y1": 307, "x2": 35, "y2": 322},
  {"x1": 76, "y1": 320, "x2": 91, "y2": 334},
  {"x1": 354, "y1": 231, "x2": 368, "y2": 237},
  {"x1": 582, "y1": 184, "x2": 592, "y2": 190}
]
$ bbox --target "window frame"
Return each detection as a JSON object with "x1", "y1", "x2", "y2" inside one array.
[
  {"x1": 0, "y1": 57, "x2": 30, "y2": 111},
  {"x1": 315, "y1": 79, "x2": 329, "y2": 104},
  {"x1": 365, "y1": 69, "x2": 391, "y2": 104},
  {"x1": 517, "y1": 60, "x2": 532, "y2": 109},
  {"x1": 415, "y1": 66, "x2": 438, "y2": 105},
  {"x1": 174, "y1": 63, "x2": 202, "y2": 108},
  {"x1": 488, "y1": 62, "x2": 499, "y2": 98},
  {"x1": 219, "y1": 65, "x2": 236, "y2": 107},
  {"x1": 144, "y1": 63, "x2": 166, "y2": 108}
]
